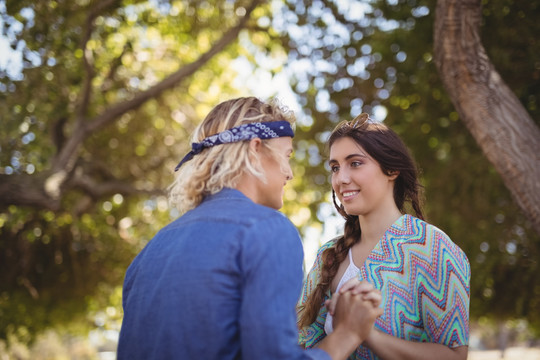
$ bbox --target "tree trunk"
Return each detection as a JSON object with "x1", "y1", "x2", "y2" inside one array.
[{"x1": 434, "y1": 0, "x2": 540, "y2": 234}]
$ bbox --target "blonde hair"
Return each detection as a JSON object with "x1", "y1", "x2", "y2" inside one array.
[{"x1": 168, "y1": 97, "x2": 295, "y2": 213}]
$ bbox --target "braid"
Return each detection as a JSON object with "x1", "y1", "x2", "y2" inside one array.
[
  {"x1": 297, "y1": 191, "x2": 361, "y2": 328},
  {"x1": 298, "y1": 117, "x2": 426, "y2": 329}
]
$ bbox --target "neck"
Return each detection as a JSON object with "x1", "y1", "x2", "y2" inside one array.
[
  {"x1": 234, "y1": 172, "x2": 259, "y2": 205},
  {"x1": 358, "y1": 204, "x2": 402, "y2": 245}
]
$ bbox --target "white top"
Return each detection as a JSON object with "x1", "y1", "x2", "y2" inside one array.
[{"x1": 324, "y1": 247, "x2": 361, "y2": 334}]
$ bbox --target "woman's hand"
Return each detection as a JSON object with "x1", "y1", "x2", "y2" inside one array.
[{"x1": 325, "y1": 278, "x2": 382, "y2": 316}]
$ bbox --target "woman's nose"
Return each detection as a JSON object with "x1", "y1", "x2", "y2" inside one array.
[
  {"x1": 286, "y1": 167, "x2": 293, "y2": 181},
  {"x1": 337, "y1": 169, "x2": 350, "y2": 184}
]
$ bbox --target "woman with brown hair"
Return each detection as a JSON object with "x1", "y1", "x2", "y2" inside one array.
[{"x1": 297, "y1": 114, "x2": 470, "y2": 360}]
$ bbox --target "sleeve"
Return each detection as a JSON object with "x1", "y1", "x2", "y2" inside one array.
[
  {"x1": 297, "y1": 240, "x2": 336, "y2": 348},
  {"x1": 420, "y1": 229, "x2": 471, "y2": 347},
  {"x1": 239, "y1": 213, "x2": 331, "y2": 360}
]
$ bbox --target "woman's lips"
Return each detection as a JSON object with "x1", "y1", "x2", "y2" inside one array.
[{"x1": 341, "y1": 190, "x2": 359, "y2": 201}]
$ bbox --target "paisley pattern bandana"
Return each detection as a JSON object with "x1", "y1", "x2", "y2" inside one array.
[{"x1": 175, "y1": 120, "x2": 294, "y2": 171}]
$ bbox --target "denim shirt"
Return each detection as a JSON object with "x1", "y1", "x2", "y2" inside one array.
[{"x1": 118, "y1": 188, "x2": 330, "y2": 360}]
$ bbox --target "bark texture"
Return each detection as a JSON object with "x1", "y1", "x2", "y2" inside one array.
[{"x1": 434, "y1": 0, "x2": 540, "y2": 234}]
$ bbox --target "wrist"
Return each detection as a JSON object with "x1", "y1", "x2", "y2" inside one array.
[
  {"x1": 332, "y1": 324, "x2": 364, "y2": 350},
  {"x1": 319, "y1": 327, "x2": 362, "y2": 360},
  {"x1": 363, "y1": 328, "x2": 380, "y2": 348}
]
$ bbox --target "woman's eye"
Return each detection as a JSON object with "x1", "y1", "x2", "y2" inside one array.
[
  {"x1": 331, "y1": 165, "x2": 339, "y2": 173},
  {"x1": 351, "y1": 161, "x2": 363, "y2": 167}
]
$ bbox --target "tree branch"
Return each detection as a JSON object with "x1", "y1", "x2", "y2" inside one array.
[
  {"x1": 77, "y1": 0, "x2": 118, "y2": 120},
  {"x1": 51, "y1": 0, "x2": 121, "y2": 174},
  {"x1": 51, "y1": 0, "x2": 264, "y2": 175},
  {"x1": 1, "y1": 0, "x2": 266, "y2": 212},
  {"x1": 100, "y1": 41, "x2": 132, "y2": 92},
  {"x1": 0, "y1": 174, "x2": 61, "y2": 211},
  {"x1": 69, "y1": 174, "x2": 165, "y2": 199},
  {"x1": 85, "y1": 0, "x2": 264, "y2": 134}
]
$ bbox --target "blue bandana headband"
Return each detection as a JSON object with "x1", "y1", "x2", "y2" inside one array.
[{"x1": 174, "y1": 120, "x2": 294, "y2": 171}]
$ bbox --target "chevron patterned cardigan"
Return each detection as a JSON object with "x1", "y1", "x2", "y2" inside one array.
[{"x1": 297, "y1": 214, "x2": 471, "y2": 360}]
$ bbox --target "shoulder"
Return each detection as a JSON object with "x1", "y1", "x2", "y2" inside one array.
[
  {"x1": 157, "y1": 191, "x2": 302, "y2": 261},
  {"x1": 319, "y1": 236, "x2": 340, "y2": 253},
  {"x1": 307, "y1": 236, "x2": 340, "y2": 272},
  {"x1": 313, "y1": 236, "x2": 340, "y2": 261},
  {"x1": 421, "y1": 218, "x2": 467, "y2": 257},
  {"x1": 172, "y1": 189, "x2": 298, "y2": 234},
  {"x1": 400, "y1": 215, "x2": 460, "y2": 248},
  {"x1": 402, "y1": 215, "x2": 470, "y2": 276}
]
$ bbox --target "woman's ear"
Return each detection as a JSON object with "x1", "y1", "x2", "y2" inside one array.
[
  {"x1": 247, "y1": 138, "x2": 263, "y2": 162},
  {"x1": 248, "y1": 137, "x2": 263, "y2": 153},
  {"x1": 388, "y1": 170, "x2": 399, "y2": 181},
  {"x1": 249, "y1": 137, "x2": 262, "y2": 151}
]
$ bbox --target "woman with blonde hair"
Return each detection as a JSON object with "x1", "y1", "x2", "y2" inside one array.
[
  {"x1": 297, "y1": 114, "x2": 470, "y2": 360},
  {"x1": 118, "y1": 97, "x2": 382, "y2": 360}
]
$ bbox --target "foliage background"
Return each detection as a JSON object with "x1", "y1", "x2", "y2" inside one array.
[{"x1": 0, "y1": 0, "x2": 539, "y2": 355}]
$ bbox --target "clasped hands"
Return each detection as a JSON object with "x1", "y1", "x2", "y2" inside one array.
[{"x1": 326, "y1": 278, "x2": 383, "y2": 344}]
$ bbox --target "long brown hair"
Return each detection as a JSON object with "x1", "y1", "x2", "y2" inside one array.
[{"x1": 297, "y1": 115, "x2": 424, "y2": 328}]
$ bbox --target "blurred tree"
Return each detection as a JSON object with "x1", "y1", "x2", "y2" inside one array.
[
  {"x1": 0, "y1": 0, "x2": 265, "y2": 210},
  {"x1": 1, "y1": 0, "x2": 539, "y2": 346},
  {"x1": 0, "y1": 0, "x2": 275, "y2": 342},
  {"x1": 434, "y1": 0, "x2": 540, "y2": 234},
  {"x1": 277, "y1": 0, "x2": 540, "y2": 332}
]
